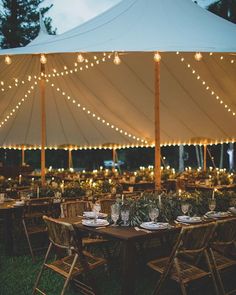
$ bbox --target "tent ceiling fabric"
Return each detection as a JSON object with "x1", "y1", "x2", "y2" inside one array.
[
  {"x1": 0, "y1": 52, "x2": 235, "y2": 148},
  {"x1": 1, "y1": 0, "x2": 236, "y2": 54},
  {"x1": 0, "y1": 0, "x2": 235, "y2": 148}
]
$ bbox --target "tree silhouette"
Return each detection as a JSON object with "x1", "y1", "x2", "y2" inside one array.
[
  {"x1": 207, "y1": 0, "x2": 236, "y2": 24},
  {"x1": 0, "y1": 0, "x2": 56, "y2": 48}
]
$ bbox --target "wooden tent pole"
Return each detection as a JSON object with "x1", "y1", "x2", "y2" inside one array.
[
  {"x1": 203, "y1": 144, "x2": 207, "y2": 171},
  {"x1": 21, "y1": 145, "x2": 25, "y2": 166},
  {"x1": 154, "y1": 60, "x2": 161, "y2": 190},
  {"x1": 40, "y1": 63, "x2": 46, "y2": 186},
  {"x1": 112, "y1": 147, "x2": 116, "y2": 171},
  {"x1": 68, "y1": 149, "x2": 73, "y2": 169}
]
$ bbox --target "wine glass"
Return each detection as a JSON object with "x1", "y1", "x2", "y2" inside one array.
[
  {"x1": 93, "y1": 202, "x2": 101, "y2": 223},
  {"x1": 181, "y1": 202, "x2": 190, "y2": 216},
  {"x1": 111, "y1": 203, "x2": 120, "y2": 226},
  {"x1": 208, "y1": 199, "x2": 216, "y2": 212},
  {"x1": 149, "y1": 207, "x2": 159, "y2": 223},
  {"x1": 121, "y1": 210, "x2": 129, "y2": 226}
]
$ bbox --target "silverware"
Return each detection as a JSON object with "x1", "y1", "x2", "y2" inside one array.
[
  {"x1": 134, "y1": 226, "x2": 151, "y2": 233},
  {"x1": 95, "y1": 226, "x2": 108, "y2": 230}
]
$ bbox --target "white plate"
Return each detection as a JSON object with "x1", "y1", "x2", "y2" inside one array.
[
  {"x1": 229, "y1": 207, "x2": 236, "y2": 215},
  {"x1": 82, "y1": 219, "x2": 109, "y2": 227},
  {"x1": 205, "y1": 211, "x2": 230, "y2": 219},
  {"x1": 177, "y1": 216, "x2": 202, "y2": 223},
  {"x1": 83, "y1": 211, "x2": 108, "y2": 218},
  {"x1": 140, "y1": 222, "x2": 169, "y2": 230},
  {"x1": 13, "y1": 202, "x2": 25, "y2": 207}
]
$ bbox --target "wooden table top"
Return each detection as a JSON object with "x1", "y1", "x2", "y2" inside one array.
[{"x1": 58, "y1": 217, "x2": 178, "y2": 242}]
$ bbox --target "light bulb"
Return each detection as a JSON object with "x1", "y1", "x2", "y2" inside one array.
[
  {"x1": 5, "y1": 55, "x2": 12, "y2": 65},
  {"x1": 40, "y1": 54, "x2": 47, "y2": 64},
  {"x1": 77, "y1": 53, "x2": 84, "y2": 63},
  {"x1": 154, "y1": 51, "x2": 161, "y2": 62},
  {"x1": 194, "y1": 52, "x2": 202, "y2": 61},
  {"x1": 113, "y1": 52, "x2": 121, "y2": 65}
]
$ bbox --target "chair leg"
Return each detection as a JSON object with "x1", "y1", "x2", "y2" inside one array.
[
  {"x1": 32, "y1": 242, "x2": 53, "y2": 295},
  {"x1": 174, "y1": 257, "x2": 187, "y2": 295},
  {"x1": 60, "y1": 254, "x2": 79, "y2": 295},
  {"x1": 151, "y1": 259, "x2": 174, "y2": 295},
  {"x1": 207, "y1": 249, "x2": 225, "y2": 295},
  {"x1": 23, "y1": 219, "x2": 35, "y2": 262}
]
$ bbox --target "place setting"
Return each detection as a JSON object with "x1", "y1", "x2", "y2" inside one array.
[
  {"x1": 82, "y1": 202, "x2": 109, "y2": 229},
  {"x1": 175, "y1": 202, "x2": 203, "y2": 225}
]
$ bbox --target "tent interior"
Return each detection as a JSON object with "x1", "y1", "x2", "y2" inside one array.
[{"x1": 0, "y1": 0, "x2": 235, "y2": 150}]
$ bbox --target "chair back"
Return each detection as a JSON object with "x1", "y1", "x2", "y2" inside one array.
[
  {"x1": 99, "y1": 198, "x2": 116, "y2": 215},
  {"x1": 43, "y1": 215, "x2": 81, "y2": 250},
  {"x1": 61, "y1": 200, "x2": 89, "y2": 218},
  {"x1": 177, "y1": 222, "x2": 216, "y2": 255},
  {"x1": 213, "y1": 218, "x2": 236, "y2": 246},
  {"x1": 23, "y1": 197, "x2": 52, "y2": 218}
]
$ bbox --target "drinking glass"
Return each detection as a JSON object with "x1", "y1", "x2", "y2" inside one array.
[
  {"x1": 93, "y1": 202, "x2": 101, "y2": 223},
  {"x1": 181, "y1": 202, "x2": 190, "y2": 215},
  {"x1": 111, "y1": 203, "x2": 120, "y2": 226},
  {"x1": 121, "y1": 210, "x2": 129, "y2": 226},
  {"x1": 208, "y1": 199, "x2": 216, "y2": 212},
  {"x1": 149, "y1": 207, "x2": 159, "y2": 223}
]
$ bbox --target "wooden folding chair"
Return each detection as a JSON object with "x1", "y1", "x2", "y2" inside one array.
[
  {"x1": 60, "y1": 200, "x2": 89, "y2": 218},
  {"x1": 99, "y1": 198, "x2": 116, "y2": 215},
  {"x1": 147, "y1": 222, "x2": 219, "y2": 295},
  {"x1": 60, "y1": 200, "x2": 108, "y2": 248},
  {"x1": 209, "y1": 218, "x2": 236, "y2": 295},
  {"x1": 22, "y1": 197, "x2": 52, "y2": 262},
  {"x1": 33, "y1": 216, "x2": 106, "y2": 295}
]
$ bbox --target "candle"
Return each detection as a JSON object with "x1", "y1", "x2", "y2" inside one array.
[
  {"x1": 158, "y1": 195, "x2": 162, "y2": 207},
  {"x1": 178, "y1": 189, "x2": 182, "y2": 196},
  {"x1": 37, "y1": 186, "x2": 40, "y2": 198},
  {"x1": 61, "y1": 180, "x2": 64, "y2": 193},
  {"x1": 121, "y1": 194, "x2": 124, "y2": 205},
  {"x1": 212, "y1": 188, "x2": 216, "y2": 200},
  {"x1": 19, "y1": 174, "x2": 22, "y2": 185}
]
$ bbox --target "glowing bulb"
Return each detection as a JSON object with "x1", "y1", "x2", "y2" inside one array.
[
  {"x1": 194, "y1": 52, "x2": 202, "y2": 61},
  {"x1": 5, "y1": 55, "x2": 12, "y2": 65},
  {"x1": 77, "y1": 53, "x2": 84, "y2": 63},
  {"x1": 40, "y1": 54, "x2": 47, "y2": 64},
  {"x1": 154, "y1": 51, "x2": 161, "y2": 62},
  {"x1": 113, "y1": 52, "x2": 121, "y2": 65}
]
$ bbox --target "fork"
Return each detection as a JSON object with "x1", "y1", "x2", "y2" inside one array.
[{"x1": 134, "y1": 226, "x2": 151, "y2": 233}]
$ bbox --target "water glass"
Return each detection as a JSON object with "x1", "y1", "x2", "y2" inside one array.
[
  {"x1": 208, "y1": 199, "x2": 216, "y2": 212},
  {"x1": 181, "y1": 202, "x2": 190, "y2": 215},
  {"x1": 121, "y1": 210, "x2": 129, "y2": 226},
  {"x1": 149, "y1": 207, "x2": 159, "y2": 223},
  {"x1": 93, "y1": 202, "x2": 101, "y2": 223},
  {"x1": 111, "y1": 203, "x2": 120, "y2": 226}
]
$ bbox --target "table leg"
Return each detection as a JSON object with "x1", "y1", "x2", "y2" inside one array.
[
  {"x1": 2, "y1": 210, "x2": 14, "y2": 255},
  {"x1": 121, "y1": 241, "x2": 136, "y2": 295}
]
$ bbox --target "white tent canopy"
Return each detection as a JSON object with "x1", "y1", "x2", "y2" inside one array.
[{"x1": 0, "y1": 0, "x2": 235, "y2": 149}]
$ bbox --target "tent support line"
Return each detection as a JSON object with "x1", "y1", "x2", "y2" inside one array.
[
  {"x1": 41, "y1": 63, "x2": 46, "y2": 186},
  {"x1": 154, "y1": 60, "x2": 161, "y2": 190}
]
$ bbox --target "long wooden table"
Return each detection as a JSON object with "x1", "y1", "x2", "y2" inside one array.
[{"x1": 59, "y1": 217, "x2": 178, "y2": 295}]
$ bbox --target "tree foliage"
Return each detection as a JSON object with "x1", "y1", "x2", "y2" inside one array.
[
  {"x1": 207, "y1": 0, "x2": 236, "y2": 24},
  {"x1": 0, "y1": 0, "x2": 56, "y2": 48}
]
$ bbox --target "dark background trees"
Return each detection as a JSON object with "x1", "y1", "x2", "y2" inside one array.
[{"x1": 0, "y1": 0, "x2": 56, "y2": 48}]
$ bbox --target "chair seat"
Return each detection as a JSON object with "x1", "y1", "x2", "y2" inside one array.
[
  {"x1": 148, "y1": 256, "x2": 210, "y2": 284},
  {"x1": 45, "y1": 251, "x2": 106, "y2": 278},
  {"x1": 212, "y1": 250, "x2": 236, "y2": 270},
  {"x1": 26, "y1": 224, "x2": 47, "y2": 234}
]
